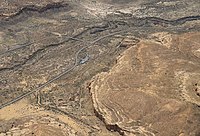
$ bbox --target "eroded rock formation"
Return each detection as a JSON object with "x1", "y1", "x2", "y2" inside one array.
[
  {"x1": 90, "y1": 32, "x2": 200, "y2": 136},
  {"x1": 0, "y1": 0, "x2": 200, "y2": 136}
]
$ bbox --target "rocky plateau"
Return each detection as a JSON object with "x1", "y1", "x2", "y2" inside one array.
[{"x1": 0, "y1": 0, "x2": 200, "y2": 136}]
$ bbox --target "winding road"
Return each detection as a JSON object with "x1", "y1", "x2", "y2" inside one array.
[{"x1": 0, "y1": 30, "x2": 125, "y2": 109}]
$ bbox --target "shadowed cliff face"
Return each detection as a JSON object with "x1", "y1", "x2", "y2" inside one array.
[{"x1": 0, "y1": 0, "x2": 200, "y2": 136}]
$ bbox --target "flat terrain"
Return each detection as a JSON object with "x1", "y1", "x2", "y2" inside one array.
[{"x1": 0, "y1": 0, "x2": 200, "y2": 136}]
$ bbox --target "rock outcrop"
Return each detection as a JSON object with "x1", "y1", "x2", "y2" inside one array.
[
  {"x1": 90, "y1": 32, "x2": 200, "y2": 136},
  {"x1": 1, "y1": 0, "x2": 200, "y2": 135}
]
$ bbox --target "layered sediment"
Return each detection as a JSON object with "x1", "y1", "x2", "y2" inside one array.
[{"x1": 90, "y1": 32, "x2": 200, "y2": 136}]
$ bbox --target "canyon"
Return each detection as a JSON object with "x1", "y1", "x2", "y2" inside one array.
[{"x1": 0, "y1": 0, "x2": 200, "y2": 136}]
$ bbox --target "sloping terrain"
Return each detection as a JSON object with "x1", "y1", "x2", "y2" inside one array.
[
  {"x1": 0, "y1": 0, "x2": 200, "y2": 136},
  {"x1": 90, "y1": 32, "x2": 200, "y2": 135}
]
